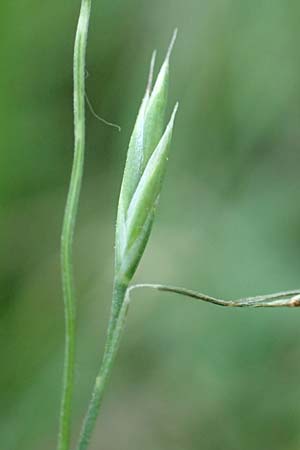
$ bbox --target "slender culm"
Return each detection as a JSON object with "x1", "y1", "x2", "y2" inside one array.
[
  {"x1": 56, "y1": 5, "x2": 300, "y2": 450},
  {"x1": 76, "y1": 281, "x2": 128, "y2": 450},
  {"x1": 58, "y1": 1, "x2": 92, "y2": 450},
  {"x1": 128, "y1": 284, "x2": 300, "y2": 308},
  {"x1": 75, "y1": 32, "x2": 179, "y2": 450}
]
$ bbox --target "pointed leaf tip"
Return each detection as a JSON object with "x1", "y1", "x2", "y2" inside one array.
[
  {"x1": 166, "y1": 28, "x2": 178, "y2": 60},
  {"x1": 115, "y1": 35, "x2": 178, "y2": 283},
  {"x1": 146, "y1": 50, "x2": 157, "y2": 95},
  {"x1": 163, "y1": 102, "x2": 179, "y2": 136},
  {"x1": 170, "y1": 102, "x2": 179, "y2": 124},
  {"x1": 126, "y1": 103, "x2": 178, "y2": 250}
]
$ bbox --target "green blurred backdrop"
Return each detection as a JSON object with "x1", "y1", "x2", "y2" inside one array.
[{"x1": 1, "y1": 1, "x2": 300, "y2": 449}]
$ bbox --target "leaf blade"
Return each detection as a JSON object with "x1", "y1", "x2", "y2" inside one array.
[{"x1": 126, "y1": 103, "x2": 179, "y2": 250}]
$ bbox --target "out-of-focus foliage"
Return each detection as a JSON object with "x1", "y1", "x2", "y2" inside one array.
[{"x1": 1, "y1": 1, "x2": 300, "y2": 449}]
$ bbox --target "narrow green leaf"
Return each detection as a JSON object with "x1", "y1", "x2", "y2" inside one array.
[
  {"x1": 142, "y1": 29, "x2": 178, "y2": 170},
  {"x1": 126, "y1": 103, "x2": 178, "y2": 250},
  {"x1": 119, "y1": 29, "x2": 178, "y2": 216},
  {"x1": 118, "y1": 203, "x2": 157, "y2": 282},
  {"x1": 115, "y1": 30, "x2": 178, "y2": 282},
  {"x1": 115, "y1": 52, "x2": 156, "y2": 270},
  {"x1": 119, "y1": 51, "x2": 156, "y2": 213}
]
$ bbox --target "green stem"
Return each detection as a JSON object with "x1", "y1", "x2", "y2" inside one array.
[
  {"x1": 74, "y1": 281, "x2": 300, "y2": 450},
  {"x1": 128, "y1": 284, "x2": 300, "y2": 308},
  {"x1": 76, "y1": 280, "x2": 129, "y2": 450},
  {"x1": 58, "y1": 1, "x2": 92, "y2": 450}
]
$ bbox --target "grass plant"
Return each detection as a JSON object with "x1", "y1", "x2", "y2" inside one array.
[{"x1": 57, "y1": 1, "x2": 300, "y2": 450}]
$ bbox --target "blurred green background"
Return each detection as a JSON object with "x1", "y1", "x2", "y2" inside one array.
[{"x1": 1, "y1": 0, "x2": 300, "y2": 449}]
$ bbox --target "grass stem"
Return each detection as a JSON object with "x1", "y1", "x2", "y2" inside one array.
[
  {"x1": 129, "y1": 284, "x2": 300, "y2": 308},
  {"x1": 76, "y1": 280, "x2": 129, "y2": 450},
  {"x1": 58, "y1": 1, "x2": 92, "y2": 450}
]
